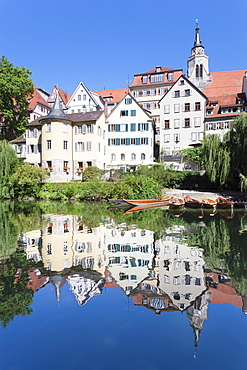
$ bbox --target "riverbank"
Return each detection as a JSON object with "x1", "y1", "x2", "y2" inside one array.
[{"x1": 165, "y1": 189, "x2": 247, "y2": 201}]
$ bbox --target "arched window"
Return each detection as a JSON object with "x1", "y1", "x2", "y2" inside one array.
[
  {"x1": 121, "y1": 153, "x2": 125, "y2": 160},
  {"x1": 195, "y1": 65, "x2": 199, "y2": 78},
  {"x1": 111, "y1": 153, "x2": 116, "y2": 161},
  {"x1": 141, "y1": 153, "x2": 145, "y2": 160},
  {"x1": 199, "y1": 64, "x2": 203, "y2": 77},
  {"x1": 131, "y1": 153, "x2": 136, "y2": 160}
]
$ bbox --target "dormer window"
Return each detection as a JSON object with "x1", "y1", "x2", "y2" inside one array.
[
  {"x1": 180, "y1": 80, "x2": 184, "y2": 85},
  {"x1": 167, "y1": 72, "x2": 173, "y2": 81},
  {"x1": 150, "y1": 74, "x2": 164, "y2": 83},
  {"x1": 207, "y1": 109, "x2": 213, "y2": 115},
  {"x1": 142, "y1": 76, "x2": 148, "y2": 84},
  {"x1": 156, "y1": 66, "x2": 161, "y2": 72}
]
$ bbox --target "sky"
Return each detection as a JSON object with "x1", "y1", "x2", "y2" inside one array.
[{"x1": 1, "y1": 0, "x2": 247, "y2": 94}]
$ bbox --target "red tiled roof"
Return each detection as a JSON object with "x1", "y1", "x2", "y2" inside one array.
[
  {"x1": 94, "y1": 88, "x2": 129, "y2": 104},
  {"x1": 57, "y1": 86, "x2": 72, "y2": 104},
  {"x1": 205, "y1": 92, "x2": 246, "y2": 118},
  {"x1": 28, "y1": 88, "x2": 51, "y2": 111},
  {"x1": 134, "y1": 66, "x2": 182, "y2": 76},
  {"x1": 131, "y1": 68, "x2": 183, "y2": 87},
  {"x1": 203, "y1": 70, "x2": 246, "y2": 97}
]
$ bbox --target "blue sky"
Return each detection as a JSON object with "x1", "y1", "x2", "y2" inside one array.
[{"x1": 1, "y1": 0, "x2": 247, "y2": 94}]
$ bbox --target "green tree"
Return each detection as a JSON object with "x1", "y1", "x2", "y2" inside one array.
[
  {"x1": 0, "y1": 56, "x2": 34, "y2": 140},
  {"x1": 82, "y1": 166, "x2": 101, "y2": 182},
  {"x1": 0, "y1": 140, "x2": 19, "y2": 198},
  {"x1": 10, "y1": 162, "x2": 48, "y2": 198}
]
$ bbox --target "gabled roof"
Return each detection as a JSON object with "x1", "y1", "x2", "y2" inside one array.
[
  {"x1": 93, "y1": 88, "x2": 129, "y2": 105},
  {"x1": 28, "y1": 88, "x2": 51, "y2": 111},
  {"x1": 106, "y1": 91, "x2": 153, "y2": 120},
  {"x1": 48, "y1": 86, "x2": 71, "y2": 105},
  {"x1": 202, "y1": 70, "x2": 246, "y2": 97},
  {"x1": 67, "y1": 81, "x2": 100, "y2": 108},
  {"x1": 67, "y1": 110, "x2": 104, "y2": 123},
  {"x1": 158, "y1": 74, "x2": 208, "y2": 104}
]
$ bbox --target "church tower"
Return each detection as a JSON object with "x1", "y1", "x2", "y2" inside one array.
[{"x1": 187, "y1": 20, "x2": 210, "y2": 89}]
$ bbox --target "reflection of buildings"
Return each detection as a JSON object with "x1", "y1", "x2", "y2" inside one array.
[
  {"x1": 156, "y1": 225, "x2": 206, "y2": 311},
  {"x1": 25, "y1": 230, "x2": 42, "y2": 263},
  {"x1": 105, "y1": 224, "x2": 154, "y2": 295}
]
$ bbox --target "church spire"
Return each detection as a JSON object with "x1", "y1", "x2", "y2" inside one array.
[{"x1": 193, "y1": 19, "x2": 203, "y2": 48}]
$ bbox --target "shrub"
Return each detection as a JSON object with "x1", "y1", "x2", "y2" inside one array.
[{"x1": 82, "y1": 166, "x2": 101, "y2": 182}]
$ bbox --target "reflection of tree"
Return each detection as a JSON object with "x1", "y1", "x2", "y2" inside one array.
[{"x1": 0, "y1": 251, "x2": 34, "y2": 328}]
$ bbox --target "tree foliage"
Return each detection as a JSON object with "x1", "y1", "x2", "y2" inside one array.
[
  {"x1": 0, "y1": 56, "x2": 34, "y2": 140},
  {"x1": 0, "y1": 140, "x2": 19, "y2": 198},
  {"x1": 82, "y1": 166, "x2": 101, "y2": 182}
]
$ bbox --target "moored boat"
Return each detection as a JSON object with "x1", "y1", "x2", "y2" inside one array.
[
  {"x1": 233, "y1": 199, "x2": 247, "y2": 209},
  {"x1": 201, "y1": 198, "x2": 217, "y2": 208},
  {"x1": 216, "y1": 197, "x2": 233, "y2": 209},
  {"x1": 123, "y1": 203, "x2": 169, "y2": 215},
  {"x1": 122, "y1": 196, "x2": 170, "y2": 206},
  {"x1": 184, "y1": 195, "x2": 202, "y2": 208},
  {"x1": 168, "y1": 196, "x2": 185, "y2": 208}
]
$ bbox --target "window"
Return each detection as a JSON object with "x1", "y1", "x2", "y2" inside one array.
[
  {"x1": 140, "y1": 137, "x2": 148, "y2": 144},
  {"x1": 174, "y1": 90, "x2": 180, "y2": 98},
  {"x1": 224, "y1": 121, "x2": 230, "y2": 129},
  {"x1": 207, "y1": 109, "x2": 213, "y2": 115},
  {"x1": 131, "y1": 138, "x2": 136, "y2": 145},
  {"x1": 131, "y1": 110, "x2": 136, "y2": 116},
  {"x1": 184, "y1": 118, "x2": 190, "y2": 128},
  {"x1": 46, "y1": 140, "x2": 51, "y2": 149},
  {"x1": 164, "y1": 120, "x2": 170, "y2": 129},
  {"x1": 198, "y1": 132, "x2": 204, "y2": 140},
  {"x1": 184, "y1": 103, "x2": 190, "y2": 112},
  {"x1": 184, "y1": 89, "x2": 191, "y2": 96},
  {"x1": 174, "y1": 104, "x2": 180, "y2": 113},
  {"x1": 120, "y1": 110, "x2": 128, "y2": 116},
  {"x1": 64, "y1": 161, "x2": 69, "y2": 171},
  {"x1": 150, "y1": 74, "x2": 164, "y2": 83},
  {"x1": 174, "y1": 134, "x2": 180, "y2": 143},
  {"x1": 208, "y1": 123, "x2": 214, "y2": 130},
  {"x1": 142, "y1": 90, "x2": 147, "y2": 96},
  {"x1": 167, "y1": 72, "x2": 173, "y2": 81},
  {"x1": 164, "y1": 134, "x2": 170, "y2": 143},
  {"x1": 150, "y1": 102, "x2": 156, "y2": 109},
  {"x1": 216, "y1": 122, "x2": 221, "y2": 129},
  {"x1": 46, "y1": 123, "x2": 51, "y2": 132},
  {"x1": 63, "y1": 123, "x2": 68, "y2": 132},
  {"x1": 121, "y1": 138, "x2": 126, "y2": 145},
  {"x1": 63, "y1": 140, "x2": 68, "y2": 150},
  {"x1": 131, "y1": 153, "x2": 136, "y2": 160},
  {"x1": 164, "y1": 105, "x2": 170, "y2": 114},
  {"x1": 130, "y1": 123, "x2": 136, "y2": 131},
  {"x1": 120, "y1": 124, "x2": 127, "y2": 132},
  {"x1": 86, "y1": 141, "x2": 92, "y2": 151},
  {"x1": 141, "y1": 153, "x2": 145, "y2": 160},
  {"x1": 139, "y1": 123, "x2": 148, "y2": 131},
  {"x1": 46, "y1": 243, "x2": 52, "y2": 255},
  {"x1": 125, "y1": 98, "x2": 132, "y2": 104},
  {"x1": 121, "y1": 153, "x2": 125, "y2": 160},
  {"x1": 111, "y1": 153, "x2": 116, "y2": 161},
  {"x1": 78, "y1": 95, "x2": 81, "y2": 101},
  {"x1": 174, "y1": 119, "x2": 180, "y2": 129},
  {"x1": 180, "y1": 79, "x2": 184, "y2": 85},
  {"x1": 76, "y1": 142, "x2": 84, "y2": 151},
  {"x1": 194, "y1": 117, "x2": 201, "y2": 127},
  {"x1": 195, "y1": 102, "x2": 201, "y2": 111},
  {"x1": 150, "y1": 89, "x2": 155, "y2": 96},
  {"x1": 142, "y1": 76, "x2": 148, "y2": 84},
  {"x1": 191, "y1": 132, "x2": 197, "y2": 141},
  {"x1": 83, "y1": 94, "x2": 86, "y2": 100}
]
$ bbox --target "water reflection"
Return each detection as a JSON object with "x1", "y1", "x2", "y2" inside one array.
[{"x1": 0, "y1": 201, "x2": 247, "y2": 360}]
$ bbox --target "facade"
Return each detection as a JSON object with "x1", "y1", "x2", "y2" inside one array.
[
  {"x1": 25, "y1": 94, "x2": 107, "y2": 181},
  {"x1": 130, "y1": 66, "x2": 183, "y2": 140},
  {"x1": 105, "y1": 93, "x2": 154, "y2": 172},
  {"x1": 66, "y1": 81, "x2": 104, "y2": 114},
  {"x1": 159, "y1": 75, "x2": 207, "y2": 168}
]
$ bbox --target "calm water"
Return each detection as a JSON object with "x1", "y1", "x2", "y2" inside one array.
[{"x1": 0, "y1": 200, "x2": 247, "y2": 370}]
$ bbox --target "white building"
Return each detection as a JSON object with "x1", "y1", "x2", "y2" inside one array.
[
  {"x1": 159, "y1": 74, "x2": 207, "y2": 167},
  {"x1": 105, "y1": 92, "x2": 154, "y2": 172},
  {"x1": 66, "y1": 81, "x2": 104, "y2": 114}
]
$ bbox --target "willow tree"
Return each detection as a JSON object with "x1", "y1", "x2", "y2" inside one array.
[
  {"x1": 201, "y1": 134, "x2": 230, "y2": 186},
  {"x1": 0, "y1": 56, "x2": 34, "y2": 140},
  {"x1": 0, "y1": 140, "x2": 19, "y2": 198}
]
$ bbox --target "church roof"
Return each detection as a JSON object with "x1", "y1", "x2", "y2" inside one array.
[{"x1": 203, "y1": 70, "x2": 246, "y2": 97}]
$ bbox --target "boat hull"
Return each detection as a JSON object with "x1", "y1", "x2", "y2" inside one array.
[{"x1": 123, "y1": 196, "x2": 170, "y2": 206}]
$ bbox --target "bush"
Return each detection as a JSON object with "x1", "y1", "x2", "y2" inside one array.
[{"x1": 82, "y1": 166, "x2": 101, "y2": 182}]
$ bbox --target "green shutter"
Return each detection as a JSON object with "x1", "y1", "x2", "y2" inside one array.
[
  {"x1": 138, "y1": 123, "x2": 141, "y2": 131},
  {"x1": 116, "y1": 138, "x2": 120, "y2": 145},
  {"x1": 116, "y1": 124, "x2": 120, "y2": 132},
  {"x1": 146, "y1": 122, "x2": 149, "y2": 131},
  {"x1": 126, "y1": 138, "x2": 130, "y2": 145},
  {"x1": 136, "y1": 138, "x2": 140, "y2": 145},
  {"x1": 108, "y1": 125, "x2": 110, "y2": 131},
  {"x1": 131, "y1": 123, "x2": 136, "y2": 131},
  {"x1": 146, "y1": 137, "x2": 148, "y2": 145},
  {"x1": 125, "y1": 124, "x2": 128, "y2": 131}
]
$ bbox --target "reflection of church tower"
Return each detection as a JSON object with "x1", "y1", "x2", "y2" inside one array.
[
  {"x1": 50, "y1": 275, "x2": 67, "y2": 301},
  {"x1": 187, "y1": 20, "x2": 210, "y2": 89}
]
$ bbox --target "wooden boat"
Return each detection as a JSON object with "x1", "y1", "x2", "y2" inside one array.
[
  {"x1": 122, "y1": 196, "x2": 170, "y2": 206},
  {"x1": 184, "y1": 195, "x2": 202, "y2": 208},
  {"x1": 168, "y1": 197, "x2": 185, "y2": 208},
  {"x1": 108, "y1": 199, "x2": 127, "y2": 204},
  {"x1": 168, "y1": 208, "x2": 185, "y2": 217},
  {"x1": 123, "y1": 204, "x2": 169, "y2": 215},
  {"x1": 216, "y1": 197, "x2": 233, "y2": 209},
  {"x1": 201, "y1": 198, "x2": 217, "y2": 208}
]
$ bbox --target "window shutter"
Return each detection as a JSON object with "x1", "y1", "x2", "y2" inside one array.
[
  {"x1": 146, "y1": 137, "x2": 149, "y2": 145},
  {"x1": 136, "y1": 138, "x2": 140, "y2": 145},
  {"x1": 82, "y1": 124, "x2": 87, "y2": 134},
  {"x1": 34, "y1": 145, "x2": 38, "y2": 154},
  {"x1": 27, "y1": 130, "x2": 30, "y2": 138},
  {"x1": 146, "y1": 122, "x2": 149, "y2": 131},
  {"x1": 108, "y1": 139, "x2": 110, "y2": 146},
  {"x1": 181, "y1": 104, "x2": 185, "y2": 112},
  {"x1": 126, "y1": 138, "x2": 130, "y2": 145},
  {"x1": 221, "y1": 122, "x2": 224, "y2": 129},
  {"x1": 205, "y1": 123, "x2": 209, "y2": 131},
  {"x1": 116, "y1": 124, "x2": 120, "y2": 132},
  {"x1": 91, "y1": 125, "x2": 94, "y2": 133},
  {"x1": 125, "y1": 124, "x2": 128, "y2": 131},
  {"x1": 138, "y1": 123, "x2": 141, "y2": 131},
  {"x1": 213, "y1": 122, "x2": 217, "y2": 130},
  {"x1": 116, "y1": 138, "x2": 120, "y2": 146},
  {"x1": 75, "y1": 125, "x2": 78, "y2": 134},
  {"x1": 34, "y1": 129, "x2": 38, "y2": 137},
  {"x1": 191, "y1": 103, "x2": 194, "y2": 111},
  {"x1": 108, "y1": 124, "x2": 110, "y2": 131}
]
